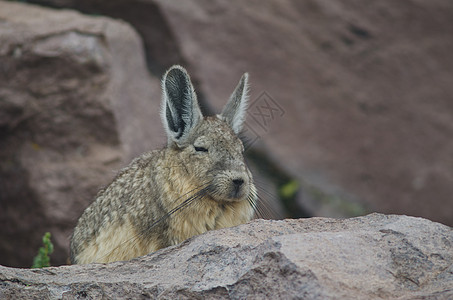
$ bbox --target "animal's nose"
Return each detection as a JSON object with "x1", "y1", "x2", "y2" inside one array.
[{"x1": 232, "y1": 178, "x2": 244, "y2": 187}]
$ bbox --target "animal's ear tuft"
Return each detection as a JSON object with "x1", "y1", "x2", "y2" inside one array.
[
  {"x1": 220, "y1": 73, "x2": 250, "y2": 134},
  {"x1": 161, "y1": 65, "x2": 202, "y2": 146}
]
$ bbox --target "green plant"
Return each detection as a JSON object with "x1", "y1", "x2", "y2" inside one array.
[
  {"x1": 31, "y1": 232, "x2": 54, "y2": 268},
  {"x1": 279, "y1": 180, "x2": 299, "y2": 200}
]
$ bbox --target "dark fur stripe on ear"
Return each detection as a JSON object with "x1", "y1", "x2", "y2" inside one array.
[
  {"x1": 161, "y1": 66, "x2": 202, "y2": 146},
  {"x1": 165, "y1": 69, "x2": 191, "y2": 138}
]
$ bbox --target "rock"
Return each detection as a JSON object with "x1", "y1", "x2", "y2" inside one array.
[
  {"x1": 26, "y1": 0, "x2": 186, "y2": 75},
  {"x1": 0, "y1": 214, "x2": 452, "y2": 299},
  {"x1": 0, "y1": 1, "x2": 164, "y2": 267},
  {"x1": 3, "y1": 0, "x2": 453, "y2": 268},
  {"x1": 25, "y1": 0, "x2": 453, "y2": 226}
]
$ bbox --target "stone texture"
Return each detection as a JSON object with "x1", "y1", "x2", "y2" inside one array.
[
  {"x1": 27, "y1": 0, "x2": 187, "y2": 75},
  {"x1": 0, "y1": 214, "x2": 452, "y2": 299},
  {"x1": 3, "y1": 0, "x2": 453, "y2": 268},
  {"x1": 0, "y1": 1, "x2": 164, "y2": 267}
]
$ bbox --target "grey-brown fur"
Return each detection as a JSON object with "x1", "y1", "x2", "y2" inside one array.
[{"x1": 70, "y1": 66, "x2": 257, "y2": 264}]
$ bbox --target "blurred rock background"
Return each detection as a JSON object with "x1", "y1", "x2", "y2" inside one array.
[{"x1": 1, "y1": 0, "x2": 452, "y2": 267}]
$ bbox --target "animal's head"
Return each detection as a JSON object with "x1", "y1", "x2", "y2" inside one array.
[{"x1": 161, "y1": 65, "x2": 256, "y2": 203}]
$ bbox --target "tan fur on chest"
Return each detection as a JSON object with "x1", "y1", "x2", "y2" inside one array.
[
  {"x1": 167, "y1": 193, "x2": 254, "y2": 246},
  {"x1": 160, "y1": 170, "x2": 255, "y2": 246}
]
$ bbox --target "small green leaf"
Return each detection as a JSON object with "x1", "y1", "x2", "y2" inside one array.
[
  {"x1": 279, "y1": 180, "x2": 299, "y2": 199},
  {"x1": 31, "y1": 232, "x2": 54, "y2": 268}
]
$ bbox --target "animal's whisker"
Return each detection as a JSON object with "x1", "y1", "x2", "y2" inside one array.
[
  {"x1": 145, "y1": 184, "x2": 212, "y2": 233},
  {"x1": 255, "y1": 196, "x2": 277, "y2": 220},
  {"x1": 251, "y1": 180, "x2": 284, "y2": 220}
]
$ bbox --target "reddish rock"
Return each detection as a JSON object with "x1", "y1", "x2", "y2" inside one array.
[
  {"x1": 154, "y1": 0, "x2": 453, "y2": 225},
  {"x1": 27, "y1": 0, "x2": 453, "y2": 225},
  {"x1": 0, "y1": 1, "x2": 163, "y2": 267}
]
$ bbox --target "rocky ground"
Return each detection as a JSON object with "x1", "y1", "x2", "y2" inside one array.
[{"x1": 1, "y1": 214, "x2": 452, "y2": 299}]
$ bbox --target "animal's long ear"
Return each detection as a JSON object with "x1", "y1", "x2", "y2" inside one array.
[
  {"x1": 220, "y1": 73, "x2": 249, "y2": 134},
  {"x1": 161, "y1": 65, "x2": 202, "y2": 146}
]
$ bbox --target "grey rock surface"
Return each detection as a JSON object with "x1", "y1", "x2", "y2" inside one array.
[
  {"x1": 1, "y1": 214, "x2": 452, "y2": 299},
  {"x1": 0, "y1": 1, "x2": 164, "y2": 267}
]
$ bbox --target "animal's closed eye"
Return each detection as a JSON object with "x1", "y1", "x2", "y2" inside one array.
[{"x1": 194, "y1": 146, "x2": 208, "y2": 152}]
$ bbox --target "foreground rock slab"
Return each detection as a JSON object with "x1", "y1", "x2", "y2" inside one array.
[{"x1": 0, "y1": 214, "x2": 451, "y2": 299}]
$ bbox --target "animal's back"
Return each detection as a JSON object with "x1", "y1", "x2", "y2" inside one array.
[{"x1": 70, "y1": 151, "x2": 165, "y2": 264}]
